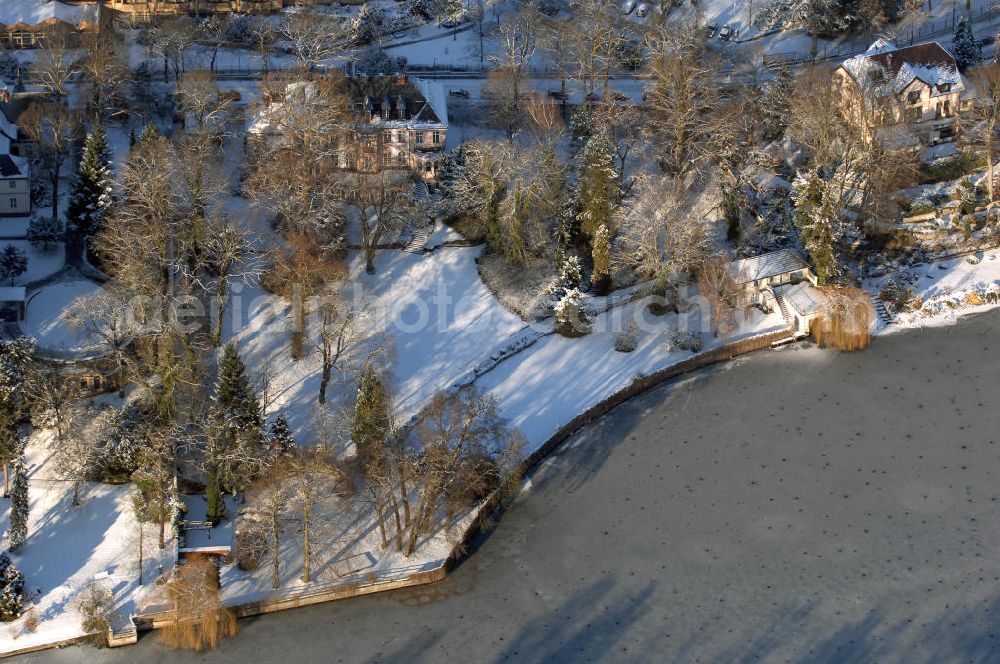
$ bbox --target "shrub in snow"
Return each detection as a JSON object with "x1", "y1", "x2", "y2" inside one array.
[
  {"x1": 665, "y1": 330, "x2": 702, "y2": 353},
  {"x1": 614, "y1": 320, "x2": 639, "y2": 353},
  {"x1": 93, "y1": 402, "x2": 149, "y2": 482},
  {"x1": 235, "y1": 520, "x2": 268, "y2": 572},
  {"x1": 555, "y1": 288, "x2": 591, "y2": 337},
  {"x1": 26, "y1": 217, "x2": 63, "y2": 252},
  {"x1": 878, "y1": 278, "x2": 913, "y2": 313},
  {"x1": 76, "y1": 580, "x2": 116, "y2": 642},
  {"x1": 0, "y1": 554, "x2": 24, "y2": 621}
]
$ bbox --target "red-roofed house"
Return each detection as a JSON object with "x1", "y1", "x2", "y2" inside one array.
[{"x1": 834, "y1": 39, "x2": 975, "y2": 144}]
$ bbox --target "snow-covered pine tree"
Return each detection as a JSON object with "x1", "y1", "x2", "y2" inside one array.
[
  {"x1": 792, "y1": 172, "x2": 840, "y2": 285},
  {"x1": 558, "y1": 255, "x2": 582, "y2": 290},
  {"x1": 953, "y1": 17, "x2": 982, "y2": 71},
  {"x1": 353, "y1": 4, "x2": 387, "y2": 44},
  {"x1": 0, "y1": 245, "x2": 26, "y2": 287},
  {"x1": 555, "y1": 288, "x2": 591, "y2": 337},
  {"x1": 591, "y1": 224, "x2": 612, "y2": 294},
  {"x1": 66, "y1": 123, "x2": 114, "y2": 240},
  {"x1": 0, "y1": 335, "x2": 33, "y2": 495},
  {"x1": 94, "y1": 401, "x2": 148, "y2": 481},
  {"x1": 26, "y1": 216, "x2": 63, "y2": 252},
  {"x1": 758, "y1": 66, "x2": 793, "y2": 141},
  {"x1": 0, "y1": 553, "x2": 24, "y2": 621},
  {"x1": 6, "y1": 457, "x2": 27, "y2": 552},
  {"x1": 577, "y1": 131, "x2": 619, "y2": 238},
  {"x1": 213, "y1": 342, "x2": 264, "y2": 432},
  {"x1": 269, "y1": 415, "x2": 296, "y2": 461},
  {"x1": 352, "y1": 363, "x2": 390, "y2": 466},
  {"x1": 210, "y1": 342, "x2": 267, "y2": 493}
]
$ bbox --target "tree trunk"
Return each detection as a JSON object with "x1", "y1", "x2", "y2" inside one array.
[
  {"x1": 3, "y1": 461, "x2": 8, "y2": 497},
  {"x1": 72, "y1": 480, "x2": 81, "y2": 507},
  {"x1": 302, "y1": 500, "x2": 311, "y2": 583},
  {"x1": 50, "y1": 160, "x2": 62, "y2": 223},
  {"x1": 271, "y1": 513, "x2": 280, "y2": 589},
  {"x1": 319, "y1": 338, "x2": 331, "y2": 404},
  {"x1": 138, "y1": 522, "x2": 144, "y2": 586},
  {"x1": 373, "y1": 492, "x2": 388, "y2": 549},
  {"x1": 987, "y1": 129, "x2": 995, "y2": 202},
  {"x1": 388, "y1": 491, "x2": 403, "y2": 551},
  {"x1": 213, "y1": 281, "x2": 227, "y2": 347}
]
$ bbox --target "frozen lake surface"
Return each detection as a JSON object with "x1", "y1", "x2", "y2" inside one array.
[{"x1": 28, "y1": 309, "x2": 1000, "y2": 663}]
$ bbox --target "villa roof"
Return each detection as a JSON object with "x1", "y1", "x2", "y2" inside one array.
[
  {"x1": 841, "y1": 40, "x2": 965, "y2": 98},
  {"x1": 0, "y1": 0, "x2": 99, "y2": 29},
  {"x1": 729, "y1": 249, "x2": 810, "y2": 284},
  {"x1": 0, "y1": 153, "x2": 26, "y2": 178}
]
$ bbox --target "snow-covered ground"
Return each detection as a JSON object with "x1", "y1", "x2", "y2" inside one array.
[
  {"x1": 870, "y1": 247, "x2": 1000, "y2": 332},
  {"x1": 0, "y1": 426, "x2": 172, "y2": 656}
]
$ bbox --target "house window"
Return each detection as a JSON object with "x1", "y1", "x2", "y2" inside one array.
[
  {"x1": 396, "y1": 152, "x2": 406, "y2": 165},
  {"x1": 907, "y1": 107, "x2": 922, "y2": 124},
  {"x1": 384, "y1": 131, "x2": 392, "y2": 143},
  {"x1": 938, "y1": 83, "x2": 952, "y2": 93},
  {"x1": 8, "y1": 198, "x2": 15, "y2": 210},
  {"x1": 396, "y1": 131, "x2": 405, "y2": 142},
  {"x1": 907, "y1": 90, "x2": 920, "y2": 104},
  {"x1": 424, "y1": 161, "x2": 432, "y2": 173},
  {"x1": 432, "y1": 131, "x2": 440, "y2": 144},
  {"x1": 415, "y1": 132, "x2": 424, "y2": 144},
  {"x1": 7, "y1": 181, "x2": 14, "y2": 189},
  {"x1": 867, "y1": 70, "x2": 884, "y2": 83}
]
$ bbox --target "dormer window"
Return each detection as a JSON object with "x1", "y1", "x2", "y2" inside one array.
[
  {"x1": 938, "y1": 83, "x2": 952, "y2": 93},
  {"x1": 867, "y1": 70, "x2": 885, "y2": 83}
]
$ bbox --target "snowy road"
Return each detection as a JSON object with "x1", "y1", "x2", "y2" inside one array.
[{"x1": 25, "y1": 309, "x2": 1000, "y2": 663}]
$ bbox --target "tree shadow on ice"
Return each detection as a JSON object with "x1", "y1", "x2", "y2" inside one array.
[{"x1": 490, "y1": 575, "x2": 657, "y2": 664}]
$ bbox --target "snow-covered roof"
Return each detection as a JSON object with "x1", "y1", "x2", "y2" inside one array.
[
  {"x1": 783, "y1": 282, "x2": 825, "y2": 316},
  {"x1": 0, "y1": 154, "x2": 27, "y2": 179},
  {"x1": 0, "y1": 286, "x2": 24, "y2": 302},
  {"x1": 841, "y1": 40, "x2": 965, "y2": 98},
  {"x1": 729, "y1": 249, "x2": 810, "y2": 283},
  {"x1": 0, "y1": 108, "x2": 15, "y2": 155},
  {"x1": 0, "y1": 0, "x2": 99, "y2": 28},
  {"x1": 248, "y1": 76, "x2": 448, "y2": 136}
]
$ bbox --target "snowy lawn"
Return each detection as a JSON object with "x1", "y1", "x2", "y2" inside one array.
[
  {"x1": 0, "y1": 428, "x2": 171, "y2": 656},
  {"x1": 3, "y1": 240, "x2": 65, "y2": 287},
  {"x1": 478, "y1": 304, "x2": 786, "y2": 449}
]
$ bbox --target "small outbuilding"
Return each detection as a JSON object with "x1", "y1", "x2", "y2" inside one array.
[
  {"x1": 781, "y1": 282, "x2": 826, "y2": 336},
  {"x1": 0, "y1": 285, "x2": 25, "y2": 321}
]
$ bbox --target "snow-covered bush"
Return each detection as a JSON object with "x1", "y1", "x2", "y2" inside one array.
[
  {"x1": 614, "y1": 320, "x2": 639, "y2": 353},
  {"x1": 878, "y1": 278, "x2": 913, "y2": 313},
  {"x1": 351, "y1": 5, "x2": 387, "y2": 44},
  {"x1": 26, "y1": 216, "x2": 62, "y2": 252},
  {"x1": 558, "y1": 255, "x2": 582, "y2": 290},
  {"x1": 0, "y1": 554, "x2": 24, "y2": 622},
  {"x1": 555, "y1": 288, "x2": 591, "y2": 337},
  {"x1": 93, "y1": 402, "x2": 149, "y2": 482},
  {"x1": 235, "y1": 519, "x2": 268, "y2": 572},
  {"x1": 76, "y1": 580, "x2": 116, "y2": 642},
  {"x1": 665, "y1": 329, "x2": 702, "y2": 353}
]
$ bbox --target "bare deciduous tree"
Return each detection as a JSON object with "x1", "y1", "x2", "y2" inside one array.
[{"x1": 18, "y1": 101, "x2": 79, "y2": 222}]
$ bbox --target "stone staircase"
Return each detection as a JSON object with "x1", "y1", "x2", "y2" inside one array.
[
  {"x1": 874, "y1": 299, "x2": 895, "y2": 327},
  {"x1": 403, "y1": 223, "x2": 432, "y2": 254},
  {"x1": 774, "y1": 290, "x2": 792, "y2": 326},
  {"x1": 403, "y1": 180, "x2": 434, "y2": 255}
]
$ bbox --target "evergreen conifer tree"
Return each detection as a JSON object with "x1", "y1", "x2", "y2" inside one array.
[
  {"x1": 205, "y1": 464, "x2": 225, "y2": 525},
  {"x1": 0, "y1": 553, "x2": 23, "y2": 620},
  {"x1": 577, "y1": 131, "x2": 618, "y2": 238},
  {"x1": 0, "y1": 245, "x2": 27, "y2": 287},
  {"x1": 213, "y1": 342, "x2": 264, "y2": 431},
  {"x1": 6, "y1": 457, "x2": 28, "y2": 551},
  {"x1": 352, "y1": 363, "x2": 390, "y2": 466},
  {"x1": 66, "y1": 123, "x2": 114, "y2": 240},
  {"x1": 758, "y1": 66, "x2": 793, "y2": 140},
  {"x1": 953, "y1": 17, "x2": 982, "y2": 71},
  {"x1": 269, "y1": 415, "x2": 295, "y2": 461},
  {"x1": 792, "y1": 172, "x2": 840, "y2": 285},
  {"x1": 591, "y1": 224, "x2": 612, "y2": 294}
]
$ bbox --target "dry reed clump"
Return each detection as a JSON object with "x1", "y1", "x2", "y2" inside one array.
[
  {"x1": 812, "y1": 286, "x2": 875, "y2": 351},
  {"x1": 159, "y1": 557, "x2": 237, "y2": 652}
]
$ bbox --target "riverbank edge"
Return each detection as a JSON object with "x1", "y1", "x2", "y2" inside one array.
[{"x1": 3, "y1": 327, "x2": 794, "y2": 658}]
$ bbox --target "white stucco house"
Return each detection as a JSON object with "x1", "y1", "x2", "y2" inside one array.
[{"x1": 729, "y1": 249, "x2": 817, "y2": 313}]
